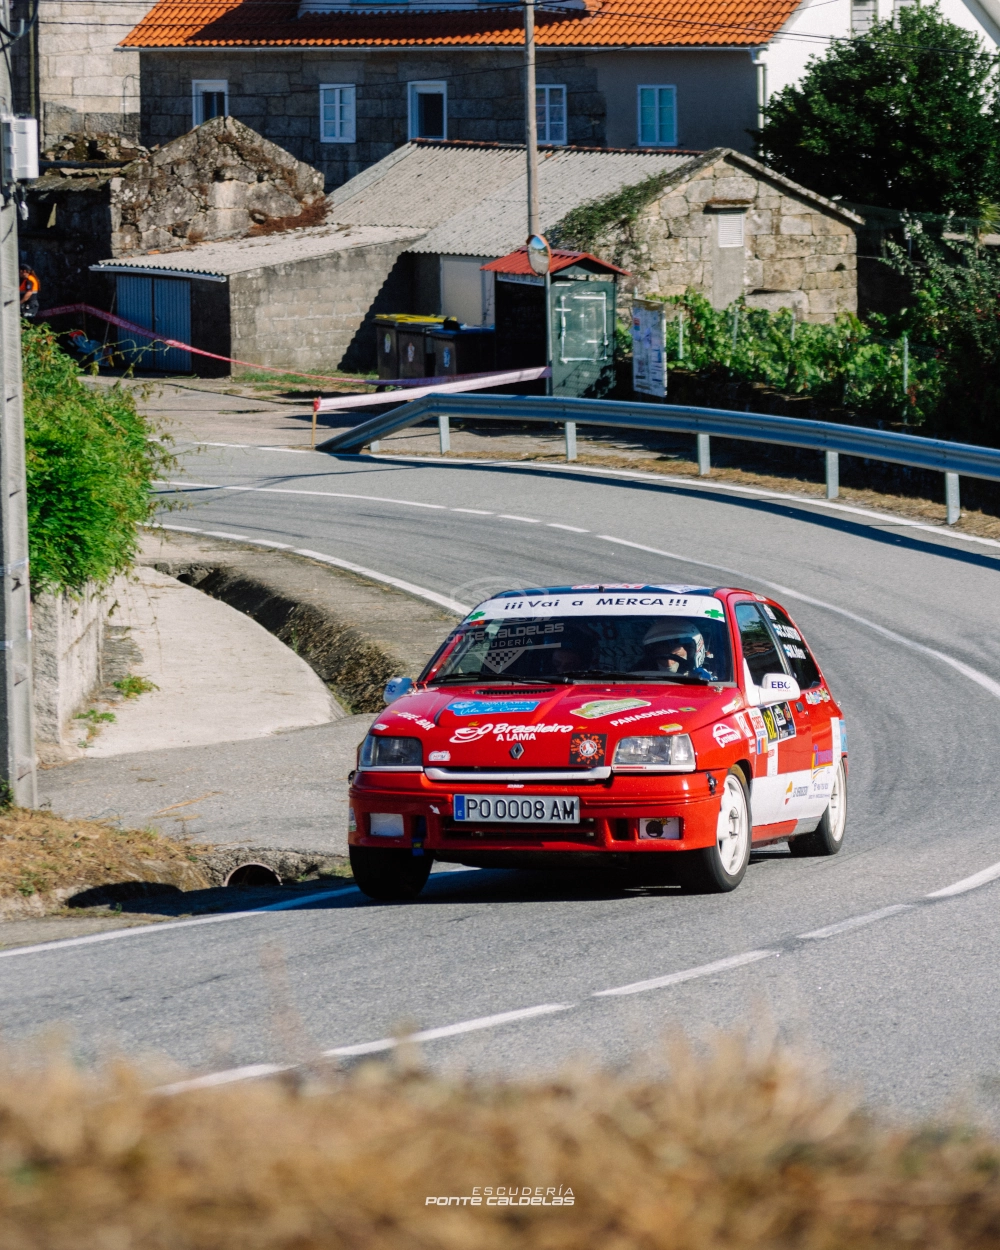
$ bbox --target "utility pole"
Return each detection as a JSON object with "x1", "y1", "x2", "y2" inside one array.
[
  {"x1": 0, "y1": 21, "x2": 36, "y2": 807},
  {"x1": 524, "y1": 0, "x2": 540, "y2": 237}
]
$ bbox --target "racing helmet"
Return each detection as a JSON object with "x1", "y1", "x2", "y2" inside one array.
[{"x1": 642, "y1": 621, "x2": 707, "y2": 670}]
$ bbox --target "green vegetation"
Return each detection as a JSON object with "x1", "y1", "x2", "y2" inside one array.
[
  {"x1": 23, "y1": 324, "x2": 173, "y2": 594},
  {"x1": 553, "y1": 170, "x2": 676, "y2": 262},
  {"x1": 756, "y1": 4, "x2": 1000, "y2": 214},
  {"x1": 113, "y1": 675, "x2": 159, "y2": 699}
]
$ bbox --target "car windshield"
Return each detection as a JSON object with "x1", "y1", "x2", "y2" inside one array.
[{"x1": 426, "y1": 611, "x2": 734, "y2": 684}]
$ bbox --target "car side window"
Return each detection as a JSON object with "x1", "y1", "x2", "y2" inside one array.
[
  {"x1": 734, "y1": 602, "x2": 785, "y2": 687},
  {"x1": 762, "y1": 603, "x2": 822, "y2": 689}
]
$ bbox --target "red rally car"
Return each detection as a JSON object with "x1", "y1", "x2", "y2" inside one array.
[{"x1": 348, "y1": 584, "x2": 847, "y2": 900}]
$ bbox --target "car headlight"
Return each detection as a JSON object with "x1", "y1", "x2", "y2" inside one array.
[
  {"x1": 613, "y1": 734, "x2": 696, "y2": 771},
  {"x1": 360, "y1": 735, "x2": 423, "y2": 768}
]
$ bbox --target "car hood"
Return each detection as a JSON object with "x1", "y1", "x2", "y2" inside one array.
[{"x1": 372, "y1": 683, "x2": 746, "y2": 768}]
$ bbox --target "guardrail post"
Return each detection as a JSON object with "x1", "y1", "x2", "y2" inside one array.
[
  {"x1": 697, "y1": 433, "x2": 710, "y2": 476},
  {"x1": 825, "y1": 450, "x2": 839, "y2": 500},
  {"x1": 369, "y1": 439, "x2": 380, "y2": 453},
  {"x1": 945, "y1": 472, "x2": 960, "y2": 524},
  {"x1": 438, "y1": 414, "x2": 450, "y2": 455},
  {"x1": 565, "y1": 420, "x2": 577, "y2": 461}
]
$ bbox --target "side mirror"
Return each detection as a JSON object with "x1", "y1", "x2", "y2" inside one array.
[
  {"x1": 758, "y1": 672, "x2": 800, "y2": 706},
  {"x1": 383, "y1": 675, "x2": 414, "y2": 705}
]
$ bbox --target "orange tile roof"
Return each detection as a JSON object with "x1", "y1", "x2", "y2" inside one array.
[{"x1": 123, "y1": 0, "x2": 799, "y2": 49}]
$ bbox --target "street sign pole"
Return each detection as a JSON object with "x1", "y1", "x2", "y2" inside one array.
[{"x1": 0, "y1": 52, "x2": 36, "y2": 806}]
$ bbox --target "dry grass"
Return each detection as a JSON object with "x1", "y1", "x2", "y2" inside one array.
[
  {"x1": 0, "y1": 808, "x2": 210, "y2": 917},
  {"x1": 1, "y1": 1032, "x2": 999, "y2": 1248}
]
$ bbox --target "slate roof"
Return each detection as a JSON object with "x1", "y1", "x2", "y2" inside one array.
[
  {"x1": 123, "y1": 0, "x2": 800, "y2": 49},
  {"x1": 333, "y1": 140, "x2": 699, "y2": 256},
  {"x1": 92, "y1": 224, "x2": 422, "y2": 277}
]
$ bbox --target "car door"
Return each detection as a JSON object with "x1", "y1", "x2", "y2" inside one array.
[
  {"x1": 762, "y1": 601, "x2": 837, "y2": 827},
  {"x1": 733, "y1": 600, "x2": 813, "y2": 828}
]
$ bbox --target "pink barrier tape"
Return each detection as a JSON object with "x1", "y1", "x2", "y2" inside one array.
[
  {"x1": 38, "y1": 303, "x2": 372, "y2": 385},
  {"x1": 313, "y1": 367, "x2": 550, "y2": 415}
]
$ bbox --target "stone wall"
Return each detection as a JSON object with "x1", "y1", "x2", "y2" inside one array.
[
  {"x1": 139, "y1": 49, "x2": 605, "y2": 190},
  {"x1": 624, "y1": 152, "x2": 858, "y2": 323},
  {"x1": 111, "y1": 116, "x2": 326, "y2": 255},
  {"x1": 32, "y1": 578, "x2": 128, "y2": 758},
  {"x1": 229, "y1": 233, "x2": 422, "y2": 374},
  {"x1": 11, "y1": 0, "x2": 154, "y2": 144}
]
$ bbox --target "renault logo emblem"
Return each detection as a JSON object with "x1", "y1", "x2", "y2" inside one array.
[{"x1": 509, "y1": 743, "x2": 525, "y2": 760}]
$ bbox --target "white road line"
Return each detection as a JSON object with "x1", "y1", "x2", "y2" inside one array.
[
  {"x1": 548, "y1": 523, "x2": 589, "y2": 532},
  {"x1": 149, "y1": 525, "x2": 471, "y2": 616},
  {"x1": 157, "y1": 1063, "x2": 292, "y2": 1096},
  {"x1": 164, "y1": 480, "x2": 450, "y2": 510},
  {"x1": 259, "y1": 447, "x2": 310, "y2": 454},
  {"x1": 593, "y1": 950, "x2": 776, "y2": 998},
  {"x1": 498, "y1": 514, "x2": 541, "y2": 523},
  {"x1": 369, "y1": 451, "x2": 1000, "y2": 553},
  {"x1": 324, "y1": 1003, "x2": 575, "y2": 1057},
  {"x1": 597, "y1": 534, "x2": 1000, "y2": 702},
  {"x1": 451, "y1": 508, "x2": 494, "y2": 515},
  {"x1": 927, "y1": 860, "x2": 1000, "y2": 898},
  {"x1": 0, "y1": 885, "x2": 361, "y2": 960},
  {"x1": 798, "y1": 903, "x2": 914, "y2": 940}
]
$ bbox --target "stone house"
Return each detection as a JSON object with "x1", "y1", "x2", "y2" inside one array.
[
  {"x1": 22, "y1": 116, "x2": 326, "y2": 307},
  {"x1": 595, "y1": 149, "x2": 862, "y2": 322}
]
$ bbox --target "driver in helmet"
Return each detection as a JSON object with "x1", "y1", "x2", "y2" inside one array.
[{"x1": 640, "y1": 622, "x2": 713, "y2": 680}]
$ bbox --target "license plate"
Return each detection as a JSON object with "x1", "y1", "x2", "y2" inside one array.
[{"x1": 453, "y1": 794, "x2": 580, "y2": 823}]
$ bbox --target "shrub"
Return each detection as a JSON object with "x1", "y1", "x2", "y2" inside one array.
[{"x1": 21, "y1": 324, "x2": 173, "y2": 594}]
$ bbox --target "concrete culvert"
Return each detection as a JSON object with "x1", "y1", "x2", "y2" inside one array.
[{"x1": 225, "y1": 863, "x2": 282, "y2": 888}]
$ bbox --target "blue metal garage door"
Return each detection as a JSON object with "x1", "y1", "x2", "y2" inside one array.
[{"x1": 116, "y1": 275, "x2": 192, "y2": 373}]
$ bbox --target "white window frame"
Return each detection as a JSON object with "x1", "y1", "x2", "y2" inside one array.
[
  {"x1": 536, "y1": 84, "x2": 567, "y2": 145},
  {"x1": 192, "y1": 79, "x2": 229, "y2": 128},
  {"x1": 851, "y1": 0, "x2": 877, "y2": 33},
  {"x1": 408, "y1": 80, "x2": 447, "y2": 141},
  {"x1": 637, "y1": 84, "x2": 677, "y2": 148},
  {"x1": 320, "y1": 83, "x2": 357, "y2": 143}
]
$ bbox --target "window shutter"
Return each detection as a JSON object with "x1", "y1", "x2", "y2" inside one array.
[
  {"x1": 657, "y1": 87, "x2": 675, "y2": 146},
  {"x1": 638, "y1": 87, "x2": 655, "y2": 145},
  {"x1": 717, "y1": 211, "x2": 745, "y2": 248}
]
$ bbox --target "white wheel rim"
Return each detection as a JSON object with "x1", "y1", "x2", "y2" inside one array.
[
  {"x1": 827, "y1": 762, "x2": 847, "y2": 844},
  {"x1": 716, "y1": 775, "x2": 749, "y2": 876}
]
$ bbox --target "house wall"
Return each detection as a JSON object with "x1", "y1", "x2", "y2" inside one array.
[
  {"x1": 590, "y1": 51, "x2": 758, "y2": 154},
  {"x1": 140, "y1": 50, "x2": 605, "y2": 190},
  {"x1": 11, "y1": 0, "x2": 155, "y2": 144},
  {"x1": 628, "y1": 153, "x2": 857, "y2": 322},
  {"x1": 228, "y1": 234, "x2": 422, "y2": 374}
]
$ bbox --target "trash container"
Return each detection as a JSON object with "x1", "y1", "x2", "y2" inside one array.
[
  {"x1": 426, "y1": 325, "x2": 496, "y2": 377},
  {"x1": 375, "y1": 314, "x2": 447, "y2": 380}
]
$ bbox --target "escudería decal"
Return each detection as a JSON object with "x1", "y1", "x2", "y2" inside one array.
[
  {"x1": 447, "y1": 699, "x2": 542, "y2": 717},
  {"x1": 712, "y1": 722, "x2": 741, "y2": 747}
]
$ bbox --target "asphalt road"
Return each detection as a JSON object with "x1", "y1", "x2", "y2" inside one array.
[{"x1": 7, "y1": 440, "x2": 1000, "y2": 1119}]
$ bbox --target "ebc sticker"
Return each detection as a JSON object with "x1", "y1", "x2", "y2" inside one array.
[
  {"x1": 447, "y1": 699, "x2": 542, "y2": 717},
  {"x1": 572, "y1": 698, "x2": 650, "y2": 720}
]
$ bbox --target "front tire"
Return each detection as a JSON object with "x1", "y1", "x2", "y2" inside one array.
[
  {"x1": 789, "y1": 759, "x2": 847, "y2": 857},
  {"x1": 675, "y1": 767, "x2": 751, "y2": 894},
  {"x1": 350, "y1": 846, "x2": 432, "y2": 900}
]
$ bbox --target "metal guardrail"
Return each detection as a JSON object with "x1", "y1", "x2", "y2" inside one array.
[{"x1": 320, "y1": 392, "x2": 1000, "y2": 524}]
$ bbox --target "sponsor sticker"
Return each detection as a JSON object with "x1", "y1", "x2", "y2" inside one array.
[
  {"x1": 638, "y1": 817, "x2": 681, "y2": 840},
  {"x1": 428, "y1": 750, "x2": 451, "y2": 762},
  {"x1": 449, "y1": 721, "x2": 574, "y2": 745},
  {"x1": 569, "y1": 732, "x2": 607, "y2": 767},
  {"x1": 803, "y1": 687, "x2": 831, "y2": 704},
  {"x1": 759, "y1": 702, "x2": 796, "y2": 743},
  {"x1": 373, "y1": 723, "x2": 390, "y2": 731},
  {"x1": 609, "y1": 706, "x2": 678, "y2": 727},
  {"x1": 659, "y1": 722, "x2": 683, "y2": 733},
  {"x1": 784, "y1": 782, "x2": 809, "y2": 805},
  {"x1": 466, "y1": 594, "x2": 726, "y2": 621},
  {"x1": 811, "y1": 746, "x2": 834, "y2": 771},
  {"x1": 394, "y1": 710, "x2": 436, "y2": 732},
  {"x1": 573, "y1": 698, "x2": 650, "y2": 720},
  {"x1": 447, "y1": 699, "x2": 542, "y2": 716},
  {"x1": 733, "y1": 711, "x2": 752, "y2": 740},
  {"x1": 712, "y1": 722, "x2": 741, "y2": 747},
  {"x1": 722, "y1": 693, "x2": 744, "y2": 713}
]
